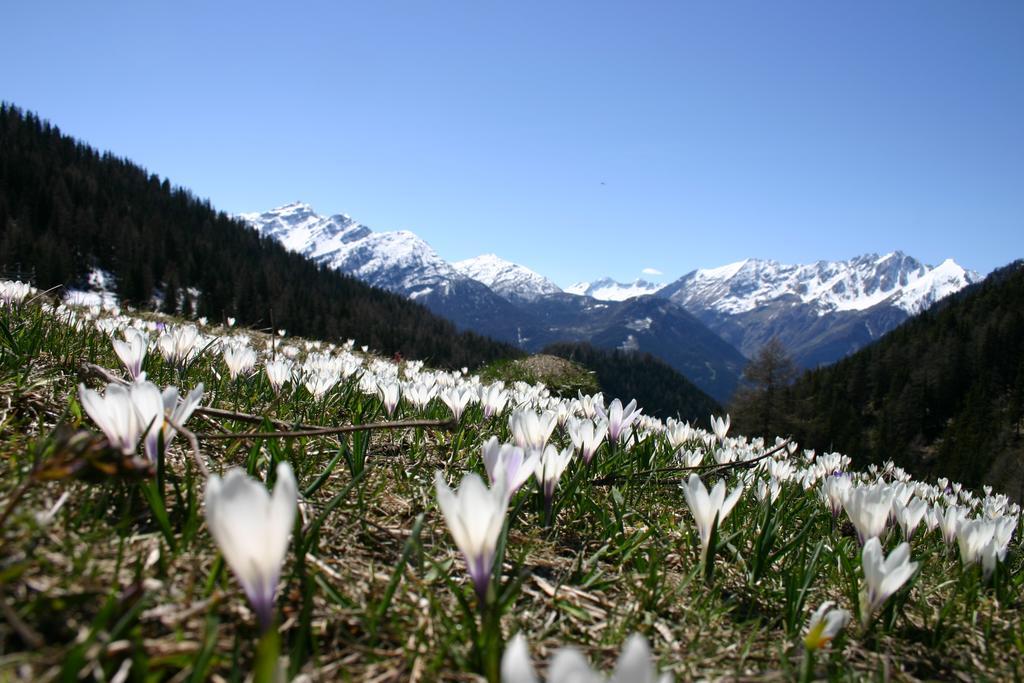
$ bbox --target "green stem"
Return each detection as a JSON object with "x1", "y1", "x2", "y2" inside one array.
[
  {"x1": 799, "y1": 647, "x2": 816, "y2": 683},
  {"x1": 253, "y1": 626, "x2": 281, "y2": 683},
  {"x1": 478, "y1": 596, "x2": 502, "y2": 683}
]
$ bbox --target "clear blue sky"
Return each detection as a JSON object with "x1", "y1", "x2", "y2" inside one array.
[{"x1": 2, "y1": 1, "x2": 1022, "y2": 286}]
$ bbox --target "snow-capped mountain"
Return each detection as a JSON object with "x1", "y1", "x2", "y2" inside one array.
[
  {"x1": 239, "y1": 202, "x2": 535, "y2": 340},
  {"x1": 239, "y1": 202, "x2": 461, "y2": 296},
  {"x1": 238, "y1": 202, "x2": 746, "y2": 399},
  {"x1": 453, "y1": 254, "x2": 562, "y2": 302},
  {"x1": 660, "y1": 252, "x2": 978, "y2": 317},
  {"x1": 657, "y1": 252, "x2": 981, "y2": 367},
  {"x1": 564, "y1": 277, "x2": 665, "y2": 301},
  {"x1": 239, "y1": 202, "x2": 981, "y2": 388}
]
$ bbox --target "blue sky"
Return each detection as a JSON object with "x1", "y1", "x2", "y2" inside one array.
[{"x1": 2, "y1": 1, "x2": 1022, "y2": 286}]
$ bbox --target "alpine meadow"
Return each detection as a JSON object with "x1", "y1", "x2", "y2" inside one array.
[{"x1": 2, "y1": 2, "x2": 1023, "y2": 681}]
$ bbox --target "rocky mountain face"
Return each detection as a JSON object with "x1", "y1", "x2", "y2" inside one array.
[
  {"x1": 238, "y1": 203, "x2": 528, "y2": 341},
  {"x1": 452, "y1": 254, "x2": 562, "y2": 302},
  {"x1": 656, "y1": 253, "x2": 980, "y2": 365}
]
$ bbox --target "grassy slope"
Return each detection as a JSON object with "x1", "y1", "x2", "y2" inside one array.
[{"x1": 0, "y1": 298, "x2": 1021, "y2": 681}]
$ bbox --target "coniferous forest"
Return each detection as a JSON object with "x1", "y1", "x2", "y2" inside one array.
[
  {"x1": 543, "y1": 341, "x2": 722, "y2": 423},
  {"x1": 0, "y1": 104, "x2": 520, "y2": 369},
  {"x1": 779, "y1": 261, "x2": 1024, "y2": 494}
]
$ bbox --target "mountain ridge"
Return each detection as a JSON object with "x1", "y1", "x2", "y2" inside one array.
[
  {"x1": 452, "y1": 253, "x2": 562, "y2": 302},
  {"x1": 239, "y1": 201, "x2": 982, "y2": 392}
]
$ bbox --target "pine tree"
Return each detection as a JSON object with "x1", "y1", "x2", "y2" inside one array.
[{"x1": 730, "y1": 337, "x2": 798, "y2": 438}]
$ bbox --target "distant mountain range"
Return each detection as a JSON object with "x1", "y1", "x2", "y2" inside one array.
[
  {"x1": 239, "y1": 202, "x2": 980, "y2": 400},
  {"x1": 238, "y1": 203, "x2": 746, "y2": 400},
  {"x1": 658, "y1": 253, "x2": 979, "y2": 366},
  {"x1": 564, "y1": 277, "x2": 664, "y2": 301}
]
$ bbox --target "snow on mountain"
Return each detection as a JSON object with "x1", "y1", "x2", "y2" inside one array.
[
  {"x1": 663, "y1": 252, "x2": 979, "y2": 317},
  {"x1": 564, "y1": 277, "x2": 665, "y2": 301},
  {"x1": 238, "y1": 202, "x2": 370, "y2": 255},
  {"x1": 453, "y1": 254, "x2": 562, "y2": 301},
  {"x1": 890, "y1": 258, "x2": 980, "y2": 314},
  {"x1": 239, "y1": 203, "x2": 980, "y2": 377},
  {"x1": 238, "y1": 202, "x2": 465, "y2": 295}
]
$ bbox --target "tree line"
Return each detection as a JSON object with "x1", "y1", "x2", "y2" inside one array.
[
  {"x1": 0, "y1": 103, "x2": 521, "y2": 369},
  {"x1": 730, "y1": 262, "x2": 1024, "y2": 494}
]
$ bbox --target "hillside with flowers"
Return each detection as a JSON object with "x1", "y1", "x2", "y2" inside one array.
[{"x1": 0, "y1": 281, "x2": 1021, "y2": 681}]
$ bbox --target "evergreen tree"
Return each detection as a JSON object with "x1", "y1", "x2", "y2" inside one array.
[{"x1": 730, "y1": 337, "x2": 797, "y2": 439}]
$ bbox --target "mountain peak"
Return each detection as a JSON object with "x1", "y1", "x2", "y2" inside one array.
[
  {"x1": 564, "y1": 277, "x2": 664, "y2": 301},
  {"x1": 664, "y1": 252, "x2": 979, "y2": 316},
  {"x1": 453, "y1": 254, "x2": 562, "y2": 301},
  {"x1": 239, "y1": 201, "x2": 371, "y2": 256}
]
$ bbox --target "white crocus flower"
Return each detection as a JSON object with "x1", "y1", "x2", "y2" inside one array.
[
  {"x1": 147, "y1": 383, "x2": 204, "y2": 454},
  {"x1": 993, "y1": 515, "x2": 1017, "y2": 560},
  {"x1": 264, "y1": 359, "x2": 293, "y2": 394},
  {"x1": 112, "y1": 329, "x2": 148, "y2": 380},
  {"x1": 678, "y1": 448, "x2": 704, "y2": 468},
  {"x1": 821, "y1": 475, "x2": 852, "y2": 517},
  {"x1": 577, "y1": 391, "x2": 604, "y2": 419},
  {"x1": 567, "y1": 418, "x2": 608, "y2": 464},
  {"x1": 501, "y1": 632, "x2": 672, "y2": 683},
  {"x1": 0, "y1": 280, "x2": 35, "y2": 305},
  {"x1": 682, "y1": 473, "x2": 743, "y2": 561},
  {"x1": 710, "y1": 413, "x2": 731, "y2": 442},
  {"x1": 895, "y1": 498, "x2": 928, "y2": 542},
  {"x1": 803, "y1": 601, "x2": 851, "y2": 650},
  {"x1": 756, "y1": 477, "x2": 782, "y2": 504},
  {"x1": 378, "y1": 381, "x2": 401, "y2": 417},
  {"x1": 596, "y1": 398, "x2": 642, "y2": 443},
  {"x1": 222, "y1": 344, "x2": 257, "y2": 379},
  {"x1": 129, "y1": 380, "x2": 167, "y2": 461},
  {"x1": 205, "y1": 462, "x2": 297, "y2": 630},
  {"x1": 434, "y1": 471, "x2": 509, "y2": 601},
  {"x1": 937, "y1": 505, "x2": 963, "y2": 546},
  {"x1": 956, "y1": 518, "x2": 997, "y2": 570},
  {"x1": 481, "y1": 437, "x2": 539, "y2": 495},
  {"x1": 842, "y1": 484, "x2": 894, "y2": 545},
  {"x1": 534, "y1": 445, "x2": 575, "y2": 511},
  {"x1": 665, "y1": 421, "x2": 696, "y2": 449},
  {"x1": 304, "y1": 368, "x2": 339, "y2": 399},
  {"x1": 509, "y1": 410, "x2": 558, "y2": 451},
  {"x1": 440, "y1": 386, "x2": 476, "y2": 421},
  {"x1": 480, "y1": 383, "x2": 510, "y2": 418},
  {"x1": 78, "y1": 383, "x2": 143, "y2": 455},
  {"x1": 860, "y1": 537, "x2": 918, "y2": 624},
  {"x1": 158, "y1": 325, "x2": 202, "y2": 367},
  {"x1": 405, "y1": 381, "x2": 437, "y2": 410}
]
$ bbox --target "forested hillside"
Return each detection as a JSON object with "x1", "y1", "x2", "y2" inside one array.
[
  {"x1": 0, "y1": 104, "x2": 519, "y2": 368},
  {"x1": 782, "y1": 261, "x2": 1024, "y2": 494},
  {"x1": 543, "y1": 341, "x2": 722, "y2": 422}
]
